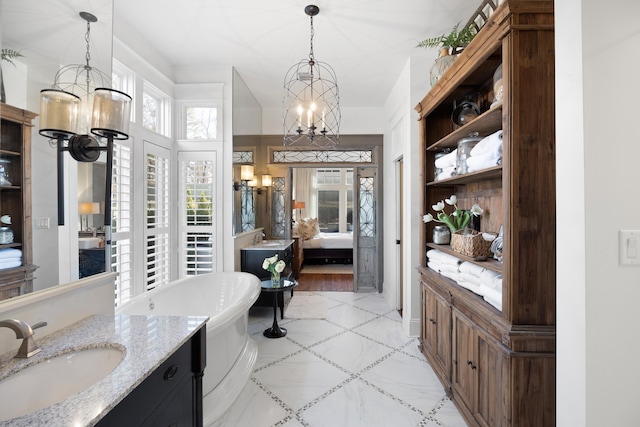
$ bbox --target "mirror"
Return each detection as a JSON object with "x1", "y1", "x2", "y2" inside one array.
[
  {"x1": 231, "y1": 70, "x2": 262, "y2": 235},
  {"x1": 1, "y1": 0, "x2": 114, "y2": 299}
]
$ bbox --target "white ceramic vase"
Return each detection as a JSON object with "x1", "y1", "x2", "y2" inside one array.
[{"x1": 430, "y1": 48, "x2": 457, "y2": 87}]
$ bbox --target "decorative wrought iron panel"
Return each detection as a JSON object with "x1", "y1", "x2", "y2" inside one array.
[
  {"x1": 354, "y1": 168, "x2": 379, "y2": 292},
  {"x1": 241, "y1": 183, "x2": 255, "y2": 232},
  {"x1": 272, "y1": 150, "x2": 372, "y2": 164},
  {"x1": 233, "y1": 151, "x2": 254, "y2": 164},
  {"x1": 271, "y1": 177, "x2": 286, "y2": 238},
  {"x1": 359, "y1": 177, "x2": 375, "y2": 237}
]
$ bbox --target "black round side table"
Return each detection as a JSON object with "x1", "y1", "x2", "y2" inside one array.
[{"x1": 260, "y1": 278, "x2": 298, "y2": 338}]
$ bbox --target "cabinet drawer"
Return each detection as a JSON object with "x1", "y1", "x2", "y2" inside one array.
[{"x1": 97, "y1": 340, "x2": 193, "y2": 426}]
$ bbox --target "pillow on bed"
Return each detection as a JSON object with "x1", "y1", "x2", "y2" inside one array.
[{"x1": 298, "y1": 218, "x2": 320, "y2": 240}]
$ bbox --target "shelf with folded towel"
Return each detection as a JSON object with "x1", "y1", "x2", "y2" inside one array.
[
  {"x1": 427, "y1": 242, "x2": 502, "y2": 273},
  {"x1": 426, "y1": 102, "x2": 503, "y2": 152},
  {"x1": 427, "y1": 165, "x2": 502, "y2": 186}
]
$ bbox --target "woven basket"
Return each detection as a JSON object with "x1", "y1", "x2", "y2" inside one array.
[{"x1": 450, "y1": 230, "x2": 493, "y2": 258}]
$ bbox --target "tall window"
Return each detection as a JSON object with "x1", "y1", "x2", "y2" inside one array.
[
  {"x1": 142, "y1": 82, "x2": 171, "y2": 137},
  {"x1": 145, "y1": 144, "x2": 171, "y2": 291},
  {"x1": 315, "y1": 168, "x2": 353, "y2": 233},
  {"x1": 179, "y1": 152, "x2": 216, "y2": 276},
  {"x1": 112, "y1": 141, "x2": 132, "y2": 306},
  {"x1": 112, "y1": 60, "x2": 136, "y2": 124}
]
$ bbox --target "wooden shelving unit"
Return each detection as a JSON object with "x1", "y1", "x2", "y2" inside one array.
[
  {"x1": 416, "y1": 1, "x2": 556, "y2": 426},
  {"x1": 0, "y1": 103, "x2": 38, "y2": 300}
]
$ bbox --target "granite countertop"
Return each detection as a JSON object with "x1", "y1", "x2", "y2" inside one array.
[
  {"x1": 0, "y1": 314, "x2": 208, "y2": 426},
  {"x1": 241, "y1": 239, "x2": 294, "y2": 251}
]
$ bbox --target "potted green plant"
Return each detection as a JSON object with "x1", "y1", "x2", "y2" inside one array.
[
  {"x1": 1, "y1": 49, "x2": 25, "y2": 104},
  {"x1": 417, "y1": 22, "x2": 476, "y2": 55},
  {"x1": 417, "y1": 23, "x2": 476, "y2": 87}
]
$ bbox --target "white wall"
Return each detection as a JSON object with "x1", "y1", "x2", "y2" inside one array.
[
  {"x1": 382, "y1": 49, "x2": 435, "y2": 337},
  {"x1": 556, "y1": 0, "x2": 640, "y2": 425}
]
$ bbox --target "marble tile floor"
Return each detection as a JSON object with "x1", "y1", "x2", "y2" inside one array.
[{"x1": 216, "y1": 291, "x2": 468, "y2": 427}]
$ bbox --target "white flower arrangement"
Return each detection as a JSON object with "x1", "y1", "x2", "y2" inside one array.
[
  {"x1": 262, "y1": 254, "x2": 286, "y2": 276},
  {"x1": 422, "y1": 194, "x2": 483, "y2": 232}
]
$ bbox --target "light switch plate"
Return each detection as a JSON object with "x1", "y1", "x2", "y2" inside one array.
[
  {"x1": 35, "y1": 217, "x2": 50, "y2": 229},
  {"x1": 619, "y1": 230, "x2": 640, "y2": 266}
]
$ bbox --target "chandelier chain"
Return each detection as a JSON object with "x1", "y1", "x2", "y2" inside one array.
[
  {"x1": 308, "y1": 16, "x2": 315, "y2": 63},
  {"x1": 84, "y1": 17, "x2": 93, "y2": 96},
  {"x1": 85, "y1": 19, "x2": 91, "y2": 69}
]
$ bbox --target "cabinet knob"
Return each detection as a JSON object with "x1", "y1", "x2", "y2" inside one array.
[
  {"x1": 467, "y1": 360, "x2": 476, "y2": 370},
  {"x1": 164, "y1": 365, "x2": 179, "y2": 380}
]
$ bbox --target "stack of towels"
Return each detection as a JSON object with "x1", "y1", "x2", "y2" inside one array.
[
  {"x1": 466, "y1": 129, "x2": 503, "y2": 173},
  {"x1": 434, "y1": 149, "x2": 457, "y2": 180},
  {"x1": 0, "y1": 248, "x2": 22, "y2": 270},
  {"x1": 427, "y1": 249, "x2": 502, "y2": 311}
]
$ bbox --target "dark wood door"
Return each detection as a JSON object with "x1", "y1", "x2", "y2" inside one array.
[{"x1": 452, "y1": 310, "x2": 475, "y2": 412}]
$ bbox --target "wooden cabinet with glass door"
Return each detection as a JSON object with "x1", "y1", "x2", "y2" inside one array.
[
  {"x1": 0, "y1": 103, "x2": 37, "y2": 300},
  {"x1": 416, "y1": 1, "x2": 556, "y2": 425}
]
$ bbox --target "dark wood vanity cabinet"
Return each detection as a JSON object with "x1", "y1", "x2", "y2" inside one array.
[{"x1": 97, "y1": 326, "x2": 206, "y2": 427}]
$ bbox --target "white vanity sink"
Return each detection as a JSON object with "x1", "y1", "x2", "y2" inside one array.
[
  {"x1": 78, "y1": 237, "x2": 102, "y2": 249},
  {"x1": 0, "y1": 346, "x2": 124, "y2": 421},
  {"x1": 244, "y1": 240, "x2": 291, "y2": 250}
]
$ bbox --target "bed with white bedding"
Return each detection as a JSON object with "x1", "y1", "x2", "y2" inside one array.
[{"x1": 302, "y1": 232, "x2": 353, "y2": 262}]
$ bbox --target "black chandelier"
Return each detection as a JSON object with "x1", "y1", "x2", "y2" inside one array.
[{"x1": 283, "y1": 5, "x2": 340, "y2": 148}]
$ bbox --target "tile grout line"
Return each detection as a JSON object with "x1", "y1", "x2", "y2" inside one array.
[{"x1": 247, "y1": 292, "x2": 454, "y2": 426}]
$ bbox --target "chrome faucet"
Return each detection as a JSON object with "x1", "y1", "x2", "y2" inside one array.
[
  {"x1": 0, "y1": 319, "x2": 48, "y2": 358},
  {"x1": 253, "y1": 232, "x2": 266, "y2": 245}
]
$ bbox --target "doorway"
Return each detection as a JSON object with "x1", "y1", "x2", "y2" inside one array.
[{"x1": 396, "y1": 158, "x2": 403, "y2": 312}]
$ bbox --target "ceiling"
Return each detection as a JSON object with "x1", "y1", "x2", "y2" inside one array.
[
  {"x1": 113, "y1": 0, "x2": 476, "y2": 110},
  {"x1": 2, "y1": 0, "x2": 478, "y2": 111}
]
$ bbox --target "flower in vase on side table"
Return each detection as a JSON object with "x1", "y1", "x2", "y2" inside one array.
[
  {"x1": 262, "y1": 255, "x2": 286, "y2": 286},
  {"x1": 422, "y1": 195, "x2": 483, "y2": 233}
]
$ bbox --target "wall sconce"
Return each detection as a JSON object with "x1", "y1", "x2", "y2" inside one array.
[
  {"x1": 255, "y1": 174, "x2": 272, "y2": 195},
  {"x1": 240, "y1": 165, "x2": 254, "y2": 181},
  {"x1": 78, "y1": 202, "x2": 100, "y2": 231},
  {"x1": 40, "y1": 88, "x2": 132, "y2": 226},
  {"x1": 38, "y1": 12, "x2": 132, "y2": 230}
]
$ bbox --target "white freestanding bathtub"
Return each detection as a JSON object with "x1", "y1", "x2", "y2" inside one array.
[{"x1": 117, "y1": 272, "x2": 261, "y2": 426}]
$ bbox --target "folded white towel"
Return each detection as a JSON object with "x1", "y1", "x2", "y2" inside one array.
[
  {"x1": 479, "y1": 270, "x2": 502, "y2": 289},
  {"x1": 436, "y1": 166, "x2": 456, "y2": 181},
  {"x1": 0, "y1": 259, "x2": 21, "y2": 269},
  {"x1": 466, "y1": 155, "x2": 502, "y2": 173},
  {"x1": 428, "y1": 261, "x2": 459, "y2": 276},
  {"x1": 441, "y1": 270, "x2": 460, "y2": 282},
  {"x1": 458, "y1": 272, "x2": 482, "y2": 286},
  {"x1": 481, "y1": 286, "x2": 502, "y2": 311},
  {"x1": 456, "y1": 280, "x2": 482, "y2": 294},
  {"x1": 435, "y1": 149, "x2": 457, "y2": 169},
  {"x1": 470, "y1": 130, "x2": 503, "y2": 157},
  {"x1": 0, "y1": 248, "x2": 22, "y2": 260},
  {"x1": 427, "y1": 249, "x2": 462, "y2": 266},
  {"x1": 459, "y1": 261, "x2": 486, "y2": 278}
]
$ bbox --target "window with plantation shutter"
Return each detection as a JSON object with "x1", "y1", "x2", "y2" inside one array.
[
  {"x1": 179, "y1": 152, "x2": 215, "y2": 276},
  {"x1": 111, "y1": 141, "x2": 133, "y2": 306},
  {"x1": 145, "y1": 143, "x2": 170, "y2": 291}
]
